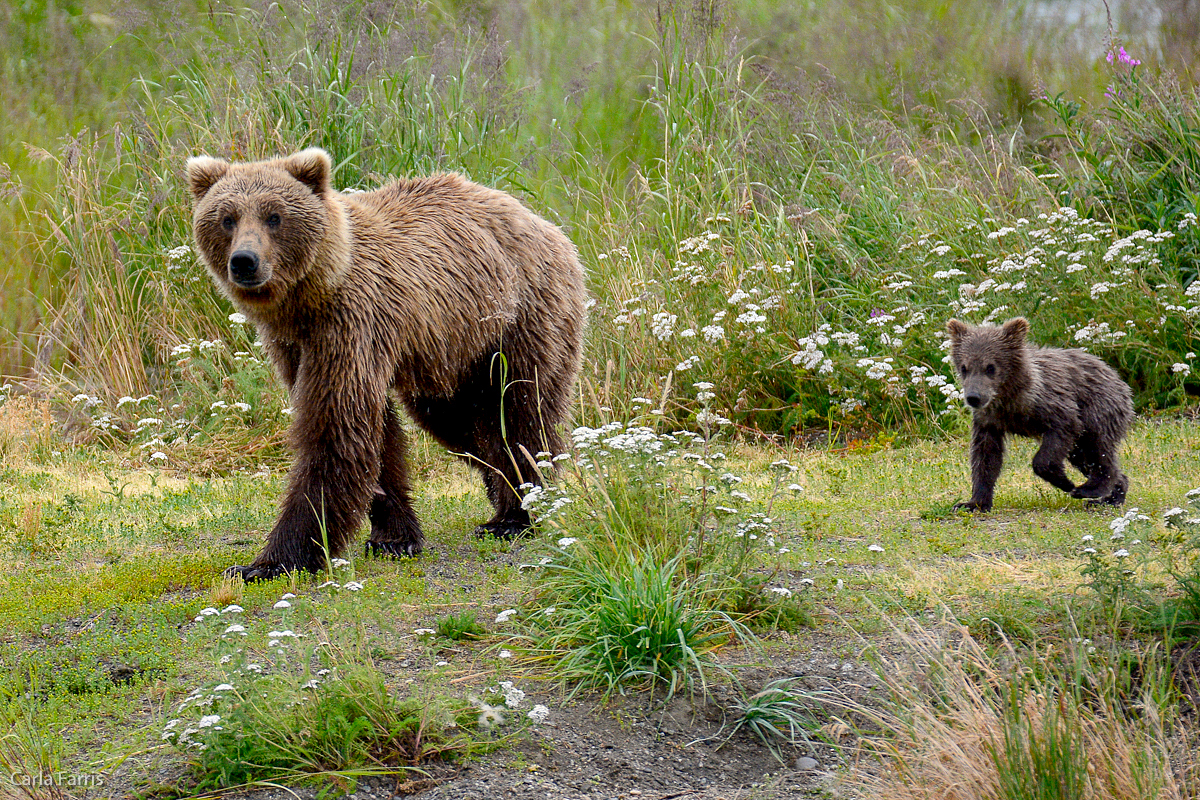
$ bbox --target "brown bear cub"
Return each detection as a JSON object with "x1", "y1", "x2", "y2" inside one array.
[
  {"x1": 946, "y1": 317, "x2": 1133, "y2": 512},
  {"x1": 187, "y1": 148, "x2": 586, "y2": 581}
]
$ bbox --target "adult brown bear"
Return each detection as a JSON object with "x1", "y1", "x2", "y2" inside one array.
[{"x1": 186, "y1": 148, "x2": 586, "y2": 581}]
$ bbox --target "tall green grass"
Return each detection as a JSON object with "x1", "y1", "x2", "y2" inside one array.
[{"x1": 1, "y1": 0, "x2": 1197, "y2": 445}]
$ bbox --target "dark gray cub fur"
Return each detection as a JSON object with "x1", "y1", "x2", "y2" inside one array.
[{"x1": 946, "y1": 317, "x2": 1133, "y2": 512}]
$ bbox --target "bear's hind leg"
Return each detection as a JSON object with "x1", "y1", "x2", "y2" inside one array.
[
  {"x1": 403, "y1": 380, "x2": 532, "y2": 539},
  {"x1": 475, "y1": 465, "x2": 532, "y2": 540},
  {"x1": 1031, "y1": 432, "x2": 1077, "y2": 495},
  {"x1": 365, "y1": 399, "x2": 424, "y2": 559},
  {"x1": 1067, "y1": 438, "x2": 1097, "y2": 482},
  {"x1": 1098, "y1": 472, "x2": 1129, "y2": 506},
  {"x1": 1069, "y1": 433, "x2": 1120, "y2": 501},
  {"x1": 405, "y1": 348, "x2": 561, "y2": 540},
  {"x1": 473, "y1": 364, "x2": 571, "y2": 539},
  {"x1": 472, "y1": 381, "x2": 551, "y2": 539}
]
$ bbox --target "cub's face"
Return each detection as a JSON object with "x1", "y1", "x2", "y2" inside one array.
[
  {"x1": 185, "y1": 148, "x2": 332, "y2": 311},
  {"x1": 946, "y1": 317, "x2": 1029, "y2": 411}
]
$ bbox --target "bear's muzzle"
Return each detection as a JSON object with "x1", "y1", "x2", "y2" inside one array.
[{"x1": 229, "y1": 250, "x2": 264, "y2": 287}]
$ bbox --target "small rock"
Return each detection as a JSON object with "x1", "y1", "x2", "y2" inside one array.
[{"x1": 795, "y1": 756, "x2": 820, "y2": 771}]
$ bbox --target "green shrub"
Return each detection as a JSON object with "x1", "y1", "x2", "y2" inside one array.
[
  {"x1": 164, "y1": 600, "x2": 484, "y2": 791},
  {"x1": 527, "y1": 550, "x2": 748, "y2": 700},
  {"x1": 434, "y1": 610, "x2": 486, "y2": 642},
  {"x1": 520, "y1": 415, "x2": 818, "y2": 697},
  {"x1": 721, "y1": 677, "x2": 823, "y2": 762},
  {"x1": 1043, "y1": 48, "x2": 1200, "y2": 292}
]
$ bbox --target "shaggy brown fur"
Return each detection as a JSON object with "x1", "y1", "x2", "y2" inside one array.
[
  {"x1": 187, "y1": 148, "x2": 586, "y2": 581},
  {"x1": 946, "y1": 317, "x2": 1133, "y2": 512}
]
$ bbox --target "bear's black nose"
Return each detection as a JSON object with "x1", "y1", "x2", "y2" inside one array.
[
  {"x1": 965, "y1": 394, "x2": 982, "y2": 408},
  {"x1": 229, "y1": 251, "x2": 261, "y2": 286}
]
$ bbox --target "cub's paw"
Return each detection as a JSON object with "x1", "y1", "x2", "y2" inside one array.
[
  {"x1": 224, "y1": 562, "x2": 293, "y2": 583},
  {"x1": 474, "y1": 519, "x2": 532, "y2": 540},
  {"x1": 365, "y1": 539, "x2": 423, "y2": 559},
  {"x1": 1086, "y1": 491, "x2": 1127, "y2": 508},
  {"x1": 952, "y1": 500, "x2": 992, "y2": 513},
  {"x1": 1070, "y1": 485, "x2": 1108, "y2": 500}
]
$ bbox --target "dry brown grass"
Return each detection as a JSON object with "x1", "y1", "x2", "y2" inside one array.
[
  {"x1": 208, "y1": 573, "x2": 244, "y2": 607},
  {"x1": 849, "y1": 620, "x2": 1192, "y2": 800},
  {"x1": 0, "y1": 396, "x2": 58, "y2": 462}
]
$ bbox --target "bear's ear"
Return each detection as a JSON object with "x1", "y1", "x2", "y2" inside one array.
[
  {"x1": 186, "y1": 156, "x2": 230, "y2": 202},
  {"x1": 278, "y1": 148, "x2": 333, "y2": 197},
  {"x1": 1001, "y1": 317, "x2": 1030, "y2": 344},
  {"x1": 946, "y1": 319, "x2": 970, "y2": 344}
]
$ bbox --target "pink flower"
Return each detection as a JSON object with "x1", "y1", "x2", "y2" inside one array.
[{"x1": 1106, "y1": 46, "x2": 1141, "y2": 67}]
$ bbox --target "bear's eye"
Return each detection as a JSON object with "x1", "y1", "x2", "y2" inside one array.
[
  {"x1": 985, "y1": 364, "x2": 996, "y2": 376},
  {"x1": 221, "y1": 215, "x2": 235, "y2": 232},
  {"x1": 265, "y1": 213, "x2": 281, "y2": 229}
]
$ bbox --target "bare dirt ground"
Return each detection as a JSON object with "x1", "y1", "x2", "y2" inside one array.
[{"x1": 218, "y1": 634, "x2": 878, "y2": 800}]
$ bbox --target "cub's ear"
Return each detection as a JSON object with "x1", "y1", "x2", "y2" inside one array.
[
  {"x1": 1001, "y1": 317, "x2": 1030, "y2": 343},
  {"x1": 946, "y1": 318, "x2": 970, "y2": 344},
  {"x1": 186, "y1": 156, "x2": 230, "y2": 202},
  {"x1": 278, "y1": 148, "x2": 332, "y2": 196}
]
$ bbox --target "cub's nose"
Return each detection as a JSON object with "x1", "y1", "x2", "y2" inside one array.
[
  {"x1": 965, "y1": 393, "x2": 983, "y2": 408},
  {"x1": 228, "y1": 251, "x2": 261, "y2": 286}
]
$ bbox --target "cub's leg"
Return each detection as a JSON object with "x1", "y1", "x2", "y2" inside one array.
[
  {"x1": 1100, "y1": 472, "x2": 1129, "y2": 506},
  {"x1": 1031, "y1": 431, "x2": 1077, "y2": 494},
  {"x1": 1068, "y1": 433, "x2": 1118, "y2": 500},
  {"x1": 955, "y1": 423, "x2": 1004, "y2": 512}
]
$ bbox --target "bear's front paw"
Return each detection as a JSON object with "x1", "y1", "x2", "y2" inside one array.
[
  {"x1": 953, "y1": 499, "x2": 992, "y2": 513},
  {"x1": 1070, "y1": 485, "x2": 1108, "y2": 500},
  {"x1": 224, "y1": 562, "x2": 293, "y2": 583},
  {"x1": 365, "y1": 539, "x2": 423, "y2": 559}
]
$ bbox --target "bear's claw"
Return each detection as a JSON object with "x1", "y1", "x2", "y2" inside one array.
[
  {"x1": 953, "y1": 500, "x2": 992, "y2": 513},
  {"x1": 365, "y1": 539, "x2": 423, "y2": 559},
  {"x1": 224, "y1": 562, "x2": 293, "y2": 583},
  {"x1": 474, "y1": 520, "x2": 532, "y2": 540}
]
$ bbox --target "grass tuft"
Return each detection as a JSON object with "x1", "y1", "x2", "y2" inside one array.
[{"x1": 854, "y1": 619, "x2": 1193, "y2": 800}]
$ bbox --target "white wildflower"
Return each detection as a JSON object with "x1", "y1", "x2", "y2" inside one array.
[
  {"x1": 498, "y1": 681, "x2": 526, "y2": 708},
  {"x1": 477, "y1": 704, "x2": 505, "y2": 729}
]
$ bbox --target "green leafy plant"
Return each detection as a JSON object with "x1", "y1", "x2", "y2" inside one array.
[
  {"x1": 720, "y1": 678, "x2": 823, "y2": 762},
  {"x1": 434, "y1": 610, "x2": 486, "y2": 642}
]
